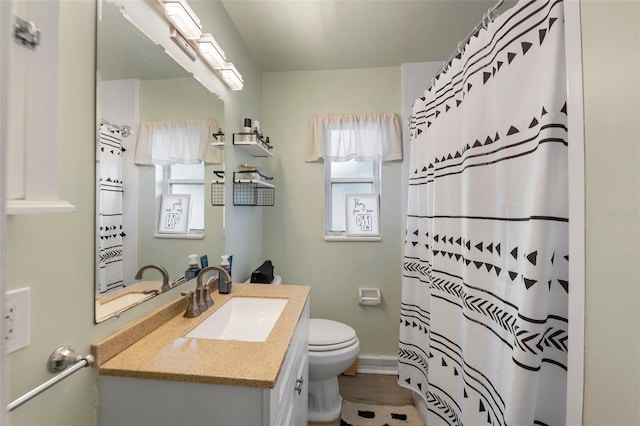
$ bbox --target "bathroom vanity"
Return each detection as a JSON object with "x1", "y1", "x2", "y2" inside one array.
[{"x1": 93, "y1": 284, "x2": 310, "y2": 426}]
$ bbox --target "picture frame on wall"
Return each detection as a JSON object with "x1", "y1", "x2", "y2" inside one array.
[
  {"x1": 345, "y1": 193, "x2": 380, "y2": 237},
  {"x1": 158, "y1": 194, "x2": 191, "y2": 234}
]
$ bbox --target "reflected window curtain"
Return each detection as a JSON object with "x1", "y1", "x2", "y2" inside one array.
[
  {"x1": 97, "y1": 121, "x2": 125, "y2": 294},
  {"x1": 305, "y1": 113, "x2": 402, "y2": 162},
  {"x1": 134, "y1": 118, "x2": 222, "y2": 165}
]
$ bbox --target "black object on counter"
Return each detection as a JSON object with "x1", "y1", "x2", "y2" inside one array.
[{"x1": 250, "y1": 260, "x2": 275, "y2": 284}]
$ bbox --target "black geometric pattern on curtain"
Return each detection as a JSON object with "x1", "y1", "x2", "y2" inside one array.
[
  {"x1": 399, "y1": 1, "x2": 569, "y2": 425},
  {"x1": 97, "y1": 122, "x2": 126, "y2": 294}
]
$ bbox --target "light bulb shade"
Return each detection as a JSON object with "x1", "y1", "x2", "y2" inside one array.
[
  {"x1": 163, "y1": 0, "x2": 202, "y2": 40},
  {"x1": 197, "y1": 34, "x2": 226, "y2": 69},
  {"x1": 221, "y1": 63, "x2": 243, "y2": 91}
]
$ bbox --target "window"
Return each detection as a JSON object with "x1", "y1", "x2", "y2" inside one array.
[
  {"x1": 156, "y1": 163, "x2": 205, "y2": 233},
  {"x1": 325, "y1": 159, "x2": 380, "y2": 239},
  {"x1": 307, "y1": 112, "x2": 399, "y2": 240}
]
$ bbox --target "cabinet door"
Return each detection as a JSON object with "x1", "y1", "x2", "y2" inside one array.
[
  {"x1": 5, "y1": 0, "x2": 75, "y2": 214},
  {"x1": 292, "y1": 352, "x2": 309, "y2": 426}
]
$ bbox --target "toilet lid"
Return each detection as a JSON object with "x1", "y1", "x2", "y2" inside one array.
[{"x1": 309, "y1": 319, "x2": 357, "y2": 351}]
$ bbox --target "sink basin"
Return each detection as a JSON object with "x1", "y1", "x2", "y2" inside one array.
[{"x1": 185, "y1": 297, "x2": 288, "y2": 342}]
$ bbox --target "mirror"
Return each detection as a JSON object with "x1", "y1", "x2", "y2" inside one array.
[{"x1": 95, "y1": 2, "x2": 225, "y2": 322}]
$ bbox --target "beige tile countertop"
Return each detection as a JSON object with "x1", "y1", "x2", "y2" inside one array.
[{"x1": 92, "y1": 283, "x2": 310, "y2": 389}]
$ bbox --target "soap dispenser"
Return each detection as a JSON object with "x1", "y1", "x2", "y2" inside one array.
[
  {"x1": 218, "y1": 255, "x2": 232, "y2": 294},
  {"x1": 184, "y1": 254, "x2": 201, "y2": 281}
]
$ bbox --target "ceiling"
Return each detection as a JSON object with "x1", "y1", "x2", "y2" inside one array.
[
  {"x1": 220, "y1": 0, "x2": 514, "y2": 72},
  {"x1": 97, "y1": 1, "x2": 515, "y2": 80},
  {"x1": 98, "y1": 2, "x2": 191, "y2": 81}
]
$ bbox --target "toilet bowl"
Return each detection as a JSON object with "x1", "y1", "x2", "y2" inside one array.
[{"x1": 308, "y1": 318, "x2": 360, "y2": 422}]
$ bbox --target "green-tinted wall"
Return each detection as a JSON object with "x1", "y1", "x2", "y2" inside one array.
[{"x1": 262, "y1": 68, "x2": 403, "y2": 355}]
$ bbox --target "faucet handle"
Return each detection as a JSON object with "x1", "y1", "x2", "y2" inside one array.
[
  {"x1": 181, "y1": 291, "x2": 201, "y2": 318},
  {"x1": 195, "y1": 286, "x2": 208, "y2": 313},
  {"x1": 203, "y1": 283, "x2": 214, "y2": 308}
]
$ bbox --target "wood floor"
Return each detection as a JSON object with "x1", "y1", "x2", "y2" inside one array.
[{"x1": 308, "y1": 373, "x2": 415, "y2": 426}]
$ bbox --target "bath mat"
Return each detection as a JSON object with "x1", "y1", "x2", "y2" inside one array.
[{"x1": 340, "y1": 400, "x2": 424, "y2": 426}]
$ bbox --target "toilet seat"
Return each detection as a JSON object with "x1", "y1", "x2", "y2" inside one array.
[
  {"x1": 309, "y1": 335, "x2": 359, "y2": 352},
  {"x1": 309, "y1": 319, "x2": 358, "y2": 352}
]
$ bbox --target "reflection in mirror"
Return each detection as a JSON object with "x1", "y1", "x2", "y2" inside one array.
[{"x1": 95, "y1": 1, "x2": 225, "y2": 322}]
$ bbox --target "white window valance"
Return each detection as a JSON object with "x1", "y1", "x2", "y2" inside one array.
[
  {"x1": 134, "y1": 118, "x2": 222, "y2": 165},
  {"x1": 305, "y1": 113, "x2": 402, "y2": 162}
]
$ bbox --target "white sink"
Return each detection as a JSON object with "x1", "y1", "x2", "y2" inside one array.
[{"x1": 185, "y1": 297, "x2": 288, "y2": 342}]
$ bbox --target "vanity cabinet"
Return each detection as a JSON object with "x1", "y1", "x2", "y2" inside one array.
[{"x1": 98, "y1": 298, "x2": 309, "y2": 426}]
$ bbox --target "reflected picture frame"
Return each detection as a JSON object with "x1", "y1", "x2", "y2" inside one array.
[{"x1": 158, "y1": 194, "x2": 191, "y2": 234}]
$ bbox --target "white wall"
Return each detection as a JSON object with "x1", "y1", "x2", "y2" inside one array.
[
  {"x1": 262, "y1": 67, "x2": 402, "y2": 355},
  {"x1": 581, "y1": 1, "x2": 640, "y2": 424}
]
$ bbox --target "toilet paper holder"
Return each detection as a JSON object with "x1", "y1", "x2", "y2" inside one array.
[{"x1": 359, "y1": 288, "x2": 381, "y2": 306}]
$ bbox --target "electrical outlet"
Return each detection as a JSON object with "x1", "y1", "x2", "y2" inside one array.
[{"x1": 5, "y1": 288, "x2": 30, "y2": 353}]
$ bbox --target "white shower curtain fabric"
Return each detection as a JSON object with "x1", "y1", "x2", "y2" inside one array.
[
  {"x1": 134, "y1": 118, "x2": 222, "y2": 165},
  {"x1": 399, "y1": 1, "x2": 568, "y2": 425},
  {"x1": 97, "y1": 122, "x2": 125, "y2": 294},
  {"x1": 305, "y1": 113, "x2": 402, "y2": 162}
]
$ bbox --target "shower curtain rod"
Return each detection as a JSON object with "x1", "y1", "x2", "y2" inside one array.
[
  {"x1": 101, "y1": 119, "x2": 132, "y2": 137},
  {"x1": 430, "y1": 0, "x2": 505, "y2": 88},
  {"x1": 406, "y1": 0, "x2": 506, "y2": 127}
]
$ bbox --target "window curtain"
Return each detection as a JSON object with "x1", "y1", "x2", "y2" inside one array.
[
  {"x1": 306, "y1": 113, "x2": 402, "y2": 162},
  {"x1": 134, "y1": 118, "x2": 222, "y2": 165}
]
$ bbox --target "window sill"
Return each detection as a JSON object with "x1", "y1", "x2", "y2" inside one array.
[
  {"x1": 324, "y1": 235, "x2": 381, "y2": 242},
  {"x1": 153, "y1": 233, "x2": 205, "y2": 240},
  {"x1": 7, "y1": 199, "x2": 76, "y2": 215}
]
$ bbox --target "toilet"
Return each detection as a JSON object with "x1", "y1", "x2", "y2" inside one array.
[
  {"x1": 248, "y1": 275, "x2": 360, "y2": 421},
  {"x1": 307, "y1": 318, "x2": 360, "y2": 422}
]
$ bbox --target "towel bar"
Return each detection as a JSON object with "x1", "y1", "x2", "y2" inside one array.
[{"x1": 7, "y1": 345, "x2": 94, "y2": 412}]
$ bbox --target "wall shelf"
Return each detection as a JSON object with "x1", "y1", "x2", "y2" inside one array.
[
  {"x1": 233, "y1": 171, "x2": 274, "y2": 206},
  {"x1": 232, "y1": 133, "x2": 273, "y2": 157}
]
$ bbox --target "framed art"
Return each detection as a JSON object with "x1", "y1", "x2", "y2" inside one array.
[
  {"x1": 345, "y1": 193, "x2": 380, "y2": 237},
  {"x1": 158, "y1": 194, "x2": 191, "y2": 234}
]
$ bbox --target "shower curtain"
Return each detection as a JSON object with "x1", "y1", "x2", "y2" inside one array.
[
  {"x1": 97, "y1": 121, "x2": 125, "y2": 294},
  {"x1": 399, "y1": 1, "x2": 568, "y2": 425}
]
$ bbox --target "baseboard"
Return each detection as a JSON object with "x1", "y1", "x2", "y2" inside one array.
[{"x1": 356, "y1": 355, "x2": 398, "y2": 375}]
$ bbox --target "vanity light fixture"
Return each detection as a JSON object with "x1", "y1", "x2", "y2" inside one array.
[
  {"x1": 169, "y1": 27, "x2": 197, "y2": 61},
  {"x1": 220, "y1": 63, "x2": 243, "y2": 91},
  {"x1": 163, "y1": 0, "x2": 202, "y2": 40},
  {"x1": 197, "y1": 34, "x2": 226, "y2": 70}
]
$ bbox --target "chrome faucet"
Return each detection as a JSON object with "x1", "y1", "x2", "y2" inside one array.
[
  {"x1": 182, "y1": 291, "x2": 201, "y2": 318},
  {"x1": 135, "y1": 264, "x2": 170, "y2": 292},
  {"x1": 197, "y1": 266, "x2": 231, "y2": 292},
  {"x1": 196, "y1": 266, "x2": 231, "y2": 309}
]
